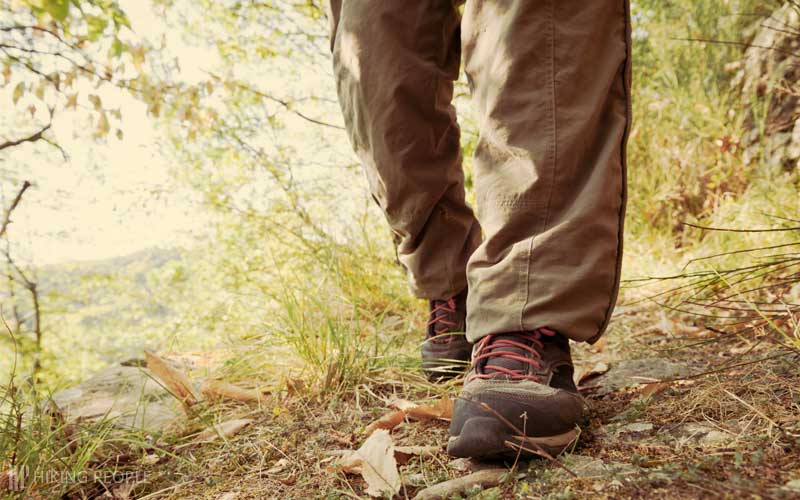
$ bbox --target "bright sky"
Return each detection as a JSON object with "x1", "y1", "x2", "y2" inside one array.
[{"x1": 5, "y1": 0, "x2": 217, "y2": 266}]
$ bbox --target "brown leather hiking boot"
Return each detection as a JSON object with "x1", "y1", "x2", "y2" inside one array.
[
  {"x1": 447, "y1": 328, "x2": 583, "y2": 459},
  {"x1": 420, "y1": 289, "x2": 471, "y2": 380}
]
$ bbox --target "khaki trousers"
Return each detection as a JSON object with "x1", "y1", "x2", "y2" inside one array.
[{"x1": 330, "y1": 0, "x2": 631, "y2": 343}]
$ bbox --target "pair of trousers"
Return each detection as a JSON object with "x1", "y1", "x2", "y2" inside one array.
[{"x1": 329, "y1": 0, "x2": 631, "y2": 343}]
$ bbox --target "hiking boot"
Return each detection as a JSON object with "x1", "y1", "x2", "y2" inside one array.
[
  {"x1": 420, "y1": 289, "x2": 471, "y2": 380},
  {"x1": 447, "y1": 328, "x2": 583, "y2": 459}
]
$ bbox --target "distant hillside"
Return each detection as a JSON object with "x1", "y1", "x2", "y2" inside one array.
[
  {"x1": 1, "y1": 247, "x2": 190, "y2": 386},
  {"x1": 39, "y1": 247, "x2": 183, "y2": 295}
]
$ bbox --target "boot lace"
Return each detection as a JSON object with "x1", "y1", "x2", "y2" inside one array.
[
  {"x1": 469, "y1": 328, "x2": 556, "y2": 382},
  {"x1": 427, "y1": 298, "x2": 458, "y2": 344}
]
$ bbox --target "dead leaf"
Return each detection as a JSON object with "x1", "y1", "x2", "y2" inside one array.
[
  {"x1": 111, "y1": 481, "x2": 136, "y2": 499},
  {"x1": 336, "y1": 429, "x2": 400, "y2": 497},
  {"x1": 365, "y1": 410, "x2": 406, "y2": 436},
  {"x1": 145, "y1": 350, "x2": 199, "y2": 408},
  {"x1": 388, "y1": 398, "x2": 418, "y2": 412},
  {"x1": 285, "y1": 379, "x2": 305, "y2": 396},
  {"x1": 195, "y1": 418, "x2": 252, "y2": 443},
  {"x1": 591, "y1": 337, "x2": 607, "y2": 353},
  {"x1": 394, "y1": 445, "x2": 440, "y2": 465},
  {"x1": 201, "y1": 380, "x2": 266, "y2": 403},
  {"x1": 412, "y1": 468, "x2": 507, "y2": 500},
  {"x1": 640, "y1": 381, "x2": 672, "y2": 400},
  {"x1": 217, "y1": 493, "x2": 239, "y2": 500},
  {"x1": 330, "y1": 430, "x2": 355, "y2": 447},
  {"x1": 278, "y1": 474, "x2": 297, "y2": 486},
  {"x1": 364, "y1": 395, "x2": 454, "y2": 437},
  {"x1": 406, "y1": 395, "x2": 453, "y2": 421},
  {"x1": 266, "y1": 457, "x2": 290, "y2": 474},
  {"x1": 575, "y1": 361, "x2": 610, "y2": 386}
]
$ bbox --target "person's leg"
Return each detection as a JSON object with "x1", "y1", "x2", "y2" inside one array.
[
  {"x1": 329, "y1": 0, "x2": 481, "y2": 302},
  {"x1": 449, "y1": 0, "x2": 631, "y2": 458},
  {"x1": 463, "y1": 0, "x2": 631, "y2": 344}
]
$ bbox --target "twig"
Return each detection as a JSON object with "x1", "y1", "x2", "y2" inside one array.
[
  {"x1": 0, "y1": 181, "x2": 31, "y2": 238},
  {"x1": 206, "y1": 72, "x2": 345, "y2": 130},
  {"x1": 0, "y1": 124, "x2": 51, "y2": 152},
  {"x1": 682, "y1": 221, "x2": 800, "y2": 233},
  {"x1": 669, "y1": 37, "x2": 800, "y2": 58}
]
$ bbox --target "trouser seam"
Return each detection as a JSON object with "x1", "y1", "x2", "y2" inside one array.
[
  {"x1": 589, "y1": 0, "x2": 631, "y2": 343},
  {"x1": 521, "y1": 0, "x2": 557, "y2": 332}
]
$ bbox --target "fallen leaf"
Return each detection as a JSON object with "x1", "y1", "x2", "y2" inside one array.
[
  {"x1": 266, "y1": 457, "x2": 290, "y2": 474},
  {"x1": 575, "y1": 361, "x2": 610, "y2": 386},
  {"x1": 591, "y1": 337, "x2": 607, "y2": 353},
  {"x1": 406, "y1": 395, "x2": 453, "y2": 421},
  {"x1": 195, "y1": 418, "x2": 252, "y2": 443},
  {"x1": 278, "y1": 473, "x2": 297, "y2": 486},
  {"x1": 412, "y1": 468, "x2": 507, "y2": 500},
  {"x1": 336, "y1": 429, "x2": 400, "y2": 498},
  {"x1": 640, "y1": 381, "x2": 672, "y2": 400},
  {"x1": 394, "y1": 445, "x2": 440, "y2": 465},
  {"x1": 111, "y1": 481, "x2": 136, "y2": 499},
  {"x1": 388, "y1": 398, "x2": 418, "y2": 412},
  {"x1": 145, "y1": 350, "x2": 199, "y2": 408},
  {"x1": 329, "y1": 430, "x2": 355, "y2": 447},
  {"x1": 217, "y1": 493, "x2": 238, "y2": 500},
  {"x1": 365, "y1": 410, "x2": 406, "y2": 436},
  {"x1": 285, "y1": 379, "x2": 305, "y2": 396},
  {"x1": 201, "y1": 380, "x2": 266, "y2": 403}
]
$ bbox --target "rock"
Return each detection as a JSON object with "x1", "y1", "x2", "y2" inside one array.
[
  {"x1": 51, "y1": 365, "x2": 183, "y2": 433},
  {"x1": 447, "y1": 458, "x2": 501, "y2": 473},
  {"x1": 618, "y1": 422, "x2": 654, "y2": 435},
  {"x1": 664, "y1": 422, "x2": 737, "y2": 449},
  {"x1": 587, "y1": 358, "x2": 691, "y2": 395},
  {"x1": 594, "y1": 422, "x2": 655, "y2": 447}
]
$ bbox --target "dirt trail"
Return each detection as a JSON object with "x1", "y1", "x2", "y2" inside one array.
[{"x1": 42, "y1": 305, "x2": 800, "y2": 499}]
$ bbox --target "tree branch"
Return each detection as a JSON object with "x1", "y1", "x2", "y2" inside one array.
[
  {"x1": 0, "y1": 123, "x2": 51, "y2": 152},
  {"x1": 0, "y1": 181, "x2": 31, "y2": 239}
]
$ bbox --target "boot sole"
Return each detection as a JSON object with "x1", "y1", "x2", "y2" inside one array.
[{"x1": 447, "y1": 416, "x2": 578, "y2": 459}]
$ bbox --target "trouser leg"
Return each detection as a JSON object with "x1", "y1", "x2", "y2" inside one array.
[
  {"x1": 462, "y1": 0, "x2": 631, "y2": 343},
  {"x1": 330, "y1": 0, "x2": 482, "y2": 300}
]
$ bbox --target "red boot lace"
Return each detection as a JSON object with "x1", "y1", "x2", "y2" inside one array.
[
  {"x1": 427, "y1": 298, "x2": 458, "y2": 344},
  {"x1": 469, "y1": 328, "x2": 556, "y2": 382}
]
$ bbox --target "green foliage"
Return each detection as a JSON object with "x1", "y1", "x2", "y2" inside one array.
[
  {"x1": 3, "y1": 0, "x2": 798, "y2": 415},
  {"x1": 627, "y1": 0, "x2": 773, "y2": 240}
]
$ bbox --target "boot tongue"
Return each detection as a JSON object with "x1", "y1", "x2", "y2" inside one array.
[{"x1": 483, "y1": 334, "x2": 536, "y2": 377}]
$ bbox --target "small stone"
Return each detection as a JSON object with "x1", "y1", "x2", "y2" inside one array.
[
  {"x1": 618, "y1": 422, "x2": 654, "y2": 434},
  {"x1": 447, "y1": 458, "x2": 497, "y2": 473},
  {"x1": 589, "y1": 359, "x2": 692, "y2": 395},
  {"x1": 700, "y1": 430, "x2": 734, "y2": 447},
  {"x1": 667, "y1": 422, "x2": 736, "y2": 449}
]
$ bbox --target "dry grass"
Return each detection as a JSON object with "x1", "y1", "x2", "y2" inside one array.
[{"x1": 20, "y1": 300, "x2": 791, "y2": 500}]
